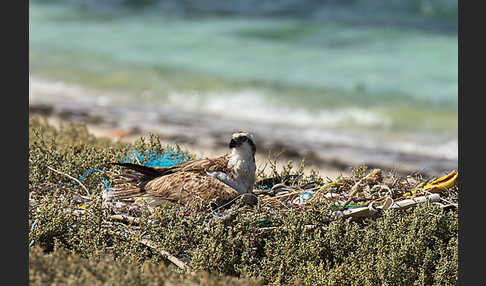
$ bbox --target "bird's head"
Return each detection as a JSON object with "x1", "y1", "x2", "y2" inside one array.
[{"x1": 229, "y1": 131, "x2": 256, "y2": 156}]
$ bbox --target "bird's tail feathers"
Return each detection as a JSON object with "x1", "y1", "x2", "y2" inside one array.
[
  {"x1": 110, "y1": 162, "x2": 168, "y2": 178},
  {"x1": 106, "y1": 186, "x2": 146, "y2": 200},
  {"x1": 106, "y1": 163, "x2": 157, "y2": 200}
]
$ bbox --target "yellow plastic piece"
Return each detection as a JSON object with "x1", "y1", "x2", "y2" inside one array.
[
  {"x1": 402, "y1": 170, "x2": 458, "y2": 198},
  {"x1": 306, "y1": 182, "x2": 342, "y2": 203},
  {"x1": 421, "y1": 170, "x2": 458, "y2": 192}
]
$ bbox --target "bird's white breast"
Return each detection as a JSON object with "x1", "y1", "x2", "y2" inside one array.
[{"x1": 209, "y1": 145, "x2": 255, "y2": 194}]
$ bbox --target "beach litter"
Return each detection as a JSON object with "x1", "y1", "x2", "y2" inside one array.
[
  {"x1": 39, "y1": 147, "x2": 458, "y2": 220},
  {"x1": 254, "y1": 168, "x2": 458, "y2": 219}
]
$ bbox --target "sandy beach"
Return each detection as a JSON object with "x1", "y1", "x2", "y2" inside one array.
[{"x1": 29, "y1": 76, "x2": 457, "y2": 178}]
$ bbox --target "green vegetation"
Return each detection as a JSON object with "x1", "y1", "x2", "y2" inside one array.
[
  {"x1": 30, "y1": 246, "x2": 261, "y2": 285},
  {"x1": 29, "y1": 116, "x2": 458, "y2": 285}
]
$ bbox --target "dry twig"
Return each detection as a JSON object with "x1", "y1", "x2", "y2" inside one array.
[
  {"x1": 48, "y1": 166, "x2": 91, "y2": 196},
  {"x1": 110, "y1": 215, "x2": 140, "y2": 225},
  {"x1": 140, "y1": 238, "x2": 194, "y2": 274}
]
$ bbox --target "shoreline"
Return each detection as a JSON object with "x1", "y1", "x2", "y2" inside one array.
[
  {"x1": 29, "y1": 76, "x2": 457, "y2": 177},
  {"x1": 33, "y1": 114, "x2": 351, "y2": 179}
]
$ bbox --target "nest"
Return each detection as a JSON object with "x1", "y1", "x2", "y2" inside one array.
[
  {"x1": 252, "y1": 169, "x2": 458, "y2": 219},
  {"x1": 99, "y1": 167, "x2": 458, "y2": 225}
]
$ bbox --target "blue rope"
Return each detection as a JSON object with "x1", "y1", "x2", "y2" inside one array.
[
  {"x1": 31, "y1": 149, "x2": 190, "y2": 247},
  {"x1": 49, "y1": 168, "x2": 112, "y2": 191},
  {"x1": 29, "y1": 220, "x2": 38, "y2": 247},
  {"x1": 50, "y1": 147, "x2": 190, "y2": 191},
  {"x1": 49, "y1": 148, "x2": 190, "y2": 192},
  {"x1": 34, "y1": 169, "x2": 111, "y2": 248}
]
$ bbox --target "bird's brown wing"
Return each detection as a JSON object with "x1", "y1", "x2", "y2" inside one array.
[
  {"x1": 143, "y1": 171, "x2": 238, "y2": 210},
  {"x1": 108, "y1": 154, "x2": 234, "y2": 210},
  {"x1": 111, "y1": 154, "x2": 230, "y2": 177},
  {"x1": 165, "y1": 154, "x2": 230, "y2": 174}
]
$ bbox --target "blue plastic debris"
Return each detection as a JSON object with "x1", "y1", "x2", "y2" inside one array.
[
  {"x1": 49, "y1": 148, "x2": 191, "y2": 199},
  {"x1": 299, "y1": 192, "x2": 314, "y2": 203},
  {"x1": 122, "y1": 148, "x2": 191, "y2": 167}
]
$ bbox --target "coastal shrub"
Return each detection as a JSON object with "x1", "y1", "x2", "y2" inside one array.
[
  {"x1": 28, "y1": 116, "x2": 458, "y2": 285},
  {"x1": 29, "y1": 246, "x2": 262, "y2": 285}
]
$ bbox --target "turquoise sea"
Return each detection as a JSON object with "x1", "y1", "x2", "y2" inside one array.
[{"x1": 29, "y1": 2, "x2": 458, "y2": 166}]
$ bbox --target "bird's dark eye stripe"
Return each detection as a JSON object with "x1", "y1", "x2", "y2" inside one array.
[
  {"x1": 230, "y1": 134, "x2": 256, "y2": 154},
  {"x1": 245, "y1": 137, "x2": 256, "y2": 151},
  {"x1": 233, "y1": 136, "x2": 247, "y2": 143}
]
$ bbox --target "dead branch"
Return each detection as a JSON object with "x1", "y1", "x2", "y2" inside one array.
[{"x1": 48, "y1": 166, "x2": 91, "y2": 196}]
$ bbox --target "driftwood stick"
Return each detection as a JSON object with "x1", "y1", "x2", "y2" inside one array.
[
  {"x1": 48, "y1": 166, "x2": 90, "y2": 196},
  {"x1": 110, "y1": 215, "x2": 140, "y2": 225},
  {"x1": 140, "y1": 238, "x2": 193, "y2": 274},
  {"x1": 386, "y1": 194, "x2": 440, "y2": 209},
  {"x1": 258, "y1": 224, "x2": 319, "y2": 233},
  {"x1": 334, "y1": 194, "x2": 441, "y2": 219}
]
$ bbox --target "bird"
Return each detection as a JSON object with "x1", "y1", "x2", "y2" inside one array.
[{"x1": 107, "y1": 131, "x2": 257, "y2": 211}]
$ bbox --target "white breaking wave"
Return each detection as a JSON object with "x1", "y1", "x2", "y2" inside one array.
[
  {"x1": 29, "y1": 77, "x2": 119, "y2": 106},
  {"x1": 29, "y1": 76, "x2": 457, "y2": 162},
  {"x1": 167, "y1": 89, "x2": 393, "y2": 129}
]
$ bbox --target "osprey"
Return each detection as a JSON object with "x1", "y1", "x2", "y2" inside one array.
[{"x1": 108, "y1": 131, "x2": 257, "y2": 210}]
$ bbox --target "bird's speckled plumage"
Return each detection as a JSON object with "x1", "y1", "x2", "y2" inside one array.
[{"x1": 109, "y1": 131, "x2": 256, "y2": 210}]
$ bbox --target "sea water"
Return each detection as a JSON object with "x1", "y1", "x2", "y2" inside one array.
[{"x1": 29, "y1": 2, "x2": 458, "y2": 166}]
